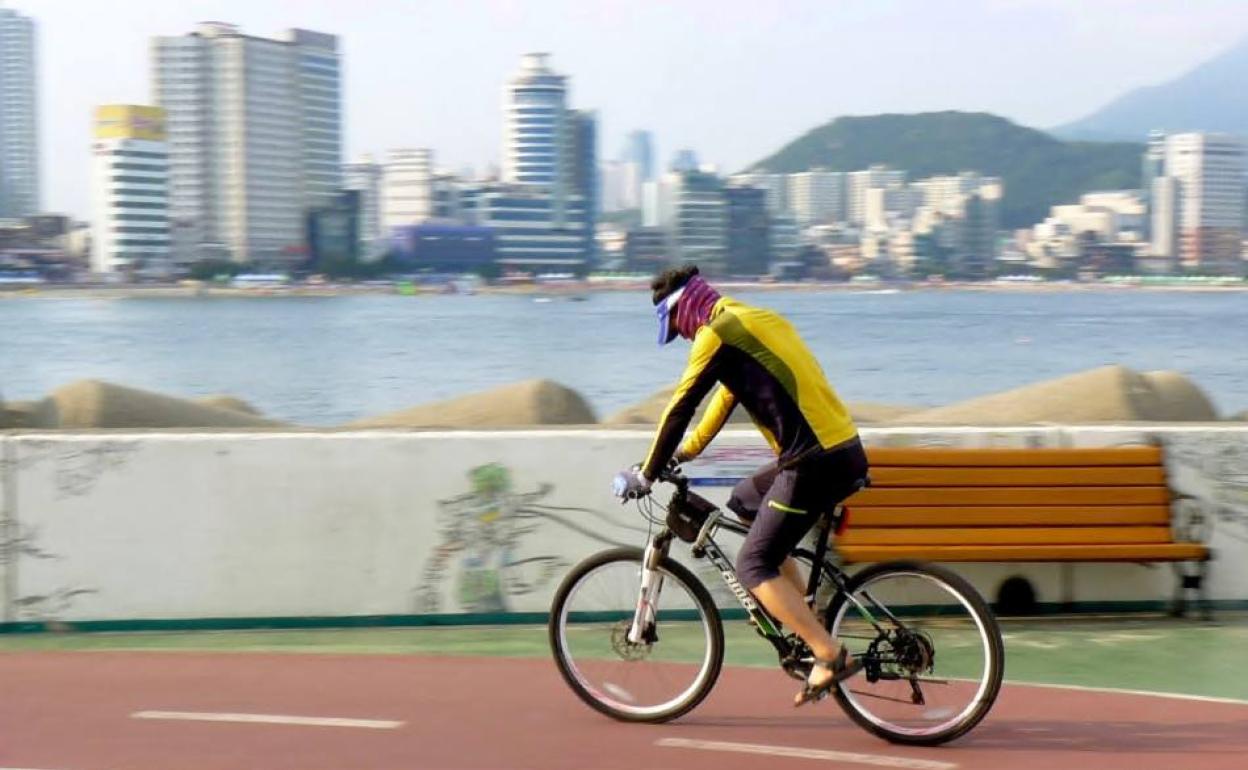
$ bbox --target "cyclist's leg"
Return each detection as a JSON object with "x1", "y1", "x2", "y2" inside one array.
[
  {"x1": 738, "y1": 441, "x2": 870, "y2": 696},
  {"x1": 737, "y1": 471, "x2": 838, "y2": 656},
  {"x1": 727, "y1": 463, "x2": 806, "y2": 595},
  {"x1": 725, "y1": 461, "x2": 778, "y2": 523}
]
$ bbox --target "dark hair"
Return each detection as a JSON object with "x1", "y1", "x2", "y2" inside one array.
[{"x1": 651, "y1": 264, "x2": 699, "y2": 306}]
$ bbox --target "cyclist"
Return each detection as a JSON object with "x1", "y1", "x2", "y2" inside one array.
[{"x1": 615, "y1": 264, "x2": 869, "y2": 706}]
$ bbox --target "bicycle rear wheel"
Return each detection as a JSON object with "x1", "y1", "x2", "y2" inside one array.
[
  {"x1": 548, "y1": 546, "x2": 724, "y2": 723},
  {"x1": 825, "y1": 560, "x2": 1003, "y2": 745}
]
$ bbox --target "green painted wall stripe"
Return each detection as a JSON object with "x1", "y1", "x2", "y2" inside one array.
[{"x1": 3, "y1": 600, "x2": 1246, "y2": 635}]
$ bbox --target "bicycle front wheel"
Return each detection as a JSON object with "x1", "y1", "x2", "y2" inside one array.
[
  {"x1": 548, "y1": 546, "x2": 724, "y2": 723},
  {"x1": 826, "y1": 560, "x2": 1004, "y2": 745}
]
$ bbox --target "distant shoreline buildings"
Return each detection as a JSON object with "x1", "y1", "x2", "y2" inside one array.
[{"x1": 0, "y1": 6, "x2": 1245, "y2": 283}]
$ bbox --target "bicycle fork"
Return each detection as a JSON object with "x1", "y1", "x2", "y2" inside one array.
[{"x1": 627, "y1": 530, "x2": 673, "y2": 644}]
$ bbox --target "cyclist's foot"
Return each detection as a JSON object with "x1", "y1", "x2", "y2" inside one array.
[{"x1": 794, "y1": 647, "x2": 863, "y2": 707}]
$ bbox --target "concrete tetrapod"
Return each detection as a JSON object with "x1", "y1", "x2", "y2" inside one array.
[
  {"x1": 194, "y1": 395, "x2": 263, "y2": 415},
  {"x1": 28, "y1": 380, "x2": 288, "y2": 429},
  {"x1": 602, "y1": 386, "x2": 918, "y2": 426},
  {"x1": 347, "y1": 379, "x2": 597, "y2": 428},
  {"x1": 892, "y1": 365, "x2": 1218, "y2": 425}
]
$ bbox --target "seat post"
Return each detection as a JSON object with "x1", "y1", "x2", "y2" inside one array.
[{"x1": 803, "y1": 507, "x2": 836, "y2": 607}]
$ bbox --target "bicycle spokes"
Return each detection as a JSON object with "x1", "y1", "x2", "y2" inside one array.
[{"x1": 829, "y1": 568, "x2": 1001, "y2": 740}]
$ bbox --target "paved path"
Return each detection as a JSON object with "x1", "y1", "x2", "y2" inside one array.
[{"x1": 2, "y1": 651, "x2": 1245, "y2": 770}]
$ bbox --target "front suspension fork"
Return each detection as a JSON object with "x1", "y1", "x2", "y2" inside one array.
[{"x1": 627, "y1": 530, "x2": 673, "y2": 644}]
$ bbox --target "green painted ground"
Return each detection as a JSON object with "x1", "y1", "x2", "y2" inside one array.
[{"x1": 2, "y1": 615, "x2": 1245, "y2": 702}]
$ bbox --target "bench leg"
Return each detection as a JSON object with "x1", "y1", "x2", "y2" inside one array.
[{"x1": 1170, "y1": 561, "x2": 1211, "y2": 620}]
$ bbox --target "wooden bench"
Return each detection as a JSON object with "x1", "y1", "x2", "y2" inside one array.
[{"x1": 836, "y1": 446, "x2": 1212, "y2": 615}]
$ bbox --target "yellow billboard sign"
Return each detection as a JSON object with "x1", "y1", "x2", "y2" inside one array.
[{"x1": 94, "y1": 105, "x2": 167, "y2": 141}]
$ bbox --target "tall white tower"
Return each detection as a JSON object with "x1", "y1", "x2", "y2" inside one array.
[
  {"x1": 0, "y1": 6, "x2": 39, "y2": 218},
  {"x1": 502, "y1": 53, "x2": 568, "y2": 192}
]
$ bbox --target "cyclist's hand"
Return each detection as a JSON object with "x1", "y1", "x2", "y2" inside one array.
[{"x1": 612, "y1": 467, "x2": 652, "y2": 500}]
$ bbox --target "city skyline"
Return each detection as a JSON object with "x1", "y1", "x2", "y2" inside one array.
[{"x1": 12, "y1": 0, "x2": 1248, "y2": 219}]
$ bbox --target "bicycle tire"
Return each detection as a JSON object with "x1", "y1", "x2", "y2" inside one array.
[
  {"x1": 548, "y1": 546, "x2": 725, "y2": 723},
  {"x1": 825, "y1": 560, "x2": 1004, "y2": 746}
]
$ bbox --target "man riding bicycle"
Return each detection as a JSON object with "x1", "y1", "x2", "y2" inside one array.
[{"x1": 615, "y1": 265, "x2": 870, "y2": 706}]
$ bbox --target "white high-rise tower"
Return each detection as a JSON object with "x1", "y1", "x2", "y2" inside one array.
[
  {"x1": 502, "y1": 53, "x2": 568, "y2": 192},
  {"x1": 0, "y1": 6, "x2": 39, "y2": 218},
  {"x1": 153, "y1": 22, "x2": 341, "y2": 267},
  {"x1": 90, "y1": 106, "x2": 170, "y2": 275},
  {"x1": 1163, "y1": 132, "x2": 1246, "y2": 274}
]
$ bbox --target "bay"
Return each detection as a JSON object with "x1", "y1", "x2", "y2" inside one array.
[{"x1": 1, "y1": 289, "x2": 1245, "y2": 424}]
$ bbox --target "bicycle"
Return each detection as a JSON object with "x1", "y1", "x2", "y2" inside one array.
[{"x1": 548, "y1": 466, "x2": 1004, "y2": 746}]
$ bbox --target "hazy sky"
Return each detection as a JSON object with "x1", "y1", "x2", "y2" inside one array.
[{"x1": 15, "y1": 0, "x2": 1248, "y2": 218}]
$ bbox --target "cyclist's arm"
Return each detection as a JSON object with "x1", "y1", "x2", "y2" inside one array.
[
  {"x1": 640, "y1": 329, "x2": 723, "y2": 480},
  {"x1": 677, "y1": 386, "x2": 736, "y2": 462}
]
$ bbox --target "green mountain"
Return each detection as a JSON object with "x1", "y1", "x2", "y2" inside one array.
[{"x1": 750, "y1": 112, "x2": 1142, "y2": 228}]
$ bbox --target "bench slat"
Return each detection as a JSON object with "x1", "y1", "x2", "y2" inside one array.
[
  {"x1": 840, "y1": 526, "x2": 1173, "y2": 546},
  {"x1": 868, "y1": 466, "x2": 1166, "y2": 487},
  {"x1": 851, "y1": 486, "x2": 1170, "y2": 507},
  {"x1": 837, "y1": 542, "x2": 1208, "y2": 563},
  {"x1": 866, "y1": 447, "x2": 1162, "y2": 467},
  {"x1": 846, "y1": 505, "x2": 1170, "y2": 527}
]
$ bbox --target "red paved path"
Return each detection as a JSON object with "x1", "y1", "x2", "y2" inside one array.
[{"x1": 2, "y1": 652, "x2": 1246, "y2": 769}]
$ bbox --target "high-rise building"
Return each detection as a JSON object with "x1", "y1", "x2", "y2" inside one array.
[
  {"x1": 728, "y1": 172, "x2": 789, "y2": 214},
  {"x1": 153, "y1": 22, "x2": 342, "y2": 267},
  {"x1": 460, "y1": 183, "x2": 590, "y2": 270},
  {"x1": 381, "y1": 148, "x2": 434, "y2": 232},
  {"x1": 0, "y1": 7, "x2": 39, "y2": 219},
  {"x1": 343, "y1": 155, "x2": 384, "y2": 260},
  {"x1": 670, "y1": 149, "x2": 700, "y2": 174},
  {"x1": 497, "y1": 53, "x2": 592, "y2": 268},
  {"x1": 623, "y1": 131, "x2": 654, "y2": 183},
  {"x1": 788, "y1": 170, "x2": 846, "y2": 226},
  {"x1": 669, "y1": 170, "x2": 726, "y2": 269},
  {"x1": 910, "y1": 172, "x2": 1002, "y2": 278},
  {"x1": 769, "y1": 212, "x2": 802, "y2": 267},
  {"x1": 724, "y1": 185, "x2": 769, "y2": 274},
  {"x1": 847, "y1": 166, "x2": 906, "y2": 225},
  {"x1": 1150, "y1": 176, "x2": 1178, "y2": 262},
  {"x1": 570, "y1": 110, "x2": 597, "y2": 219},
  {"x1": 617, "y1": 130, "x2": 654, "y2": 210},
  {"x1": 502, "y1": 53, "x2": 567, "y2": 190},
  {"x1": 1140, "y1": 130, "x2": 1167, "y2": 238},
  {"x1": 90, "y1": 105, "x2": 170, "y2": 275},
  {"x1": 1163, "y1": 132, "x2": 1246, "y2": 274},
  {"x1": 599, "y1": 160, "x2": 627, "y2": 213}
]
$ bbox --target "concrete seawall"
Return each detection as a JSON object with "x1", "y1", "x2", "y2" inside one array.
[{"x1": 1, "y1": 425, "x2": 1246, "y2": 630}]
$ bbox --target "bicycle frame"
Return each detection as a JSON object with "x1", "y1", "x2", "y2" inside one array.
[{"x1": 628, "y1": 490, "x2": 879, "y2": 668}]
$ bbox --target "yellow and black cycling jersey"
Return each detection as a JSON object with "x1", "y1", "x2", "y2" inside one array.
[{"x1": 642, "y1": 296, "x2": 858, "y2": 480}]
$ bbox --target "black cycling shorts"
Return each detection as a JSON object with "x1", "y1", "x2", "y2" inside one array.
[{"x1": 728, "y1": 438, "x2": 869, "y2": 589}]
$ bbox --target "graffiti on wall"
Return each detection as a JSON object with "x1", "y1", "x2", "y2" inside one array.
[
  {"x1": 415, "y1": 463, "x2": 646, "y2": 613},
  {"x1": 13, "y1": 439, "x2": 141, "y2": 500},
  {"x1": 1163, "y1": 433, "x2": 1248, "y2": 546},
  {"x1": 0, "y1": 522, "x2": 98, "y2": 622}
]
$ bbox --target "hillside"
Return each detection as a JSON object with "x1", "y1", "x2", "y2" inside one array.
[
  {"x1": 750, "y1": 112, "x2": 1141, "y2": 228},
  {"x1": 1056, "y1": 37, "x2": 1248, "y2": 141}
]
